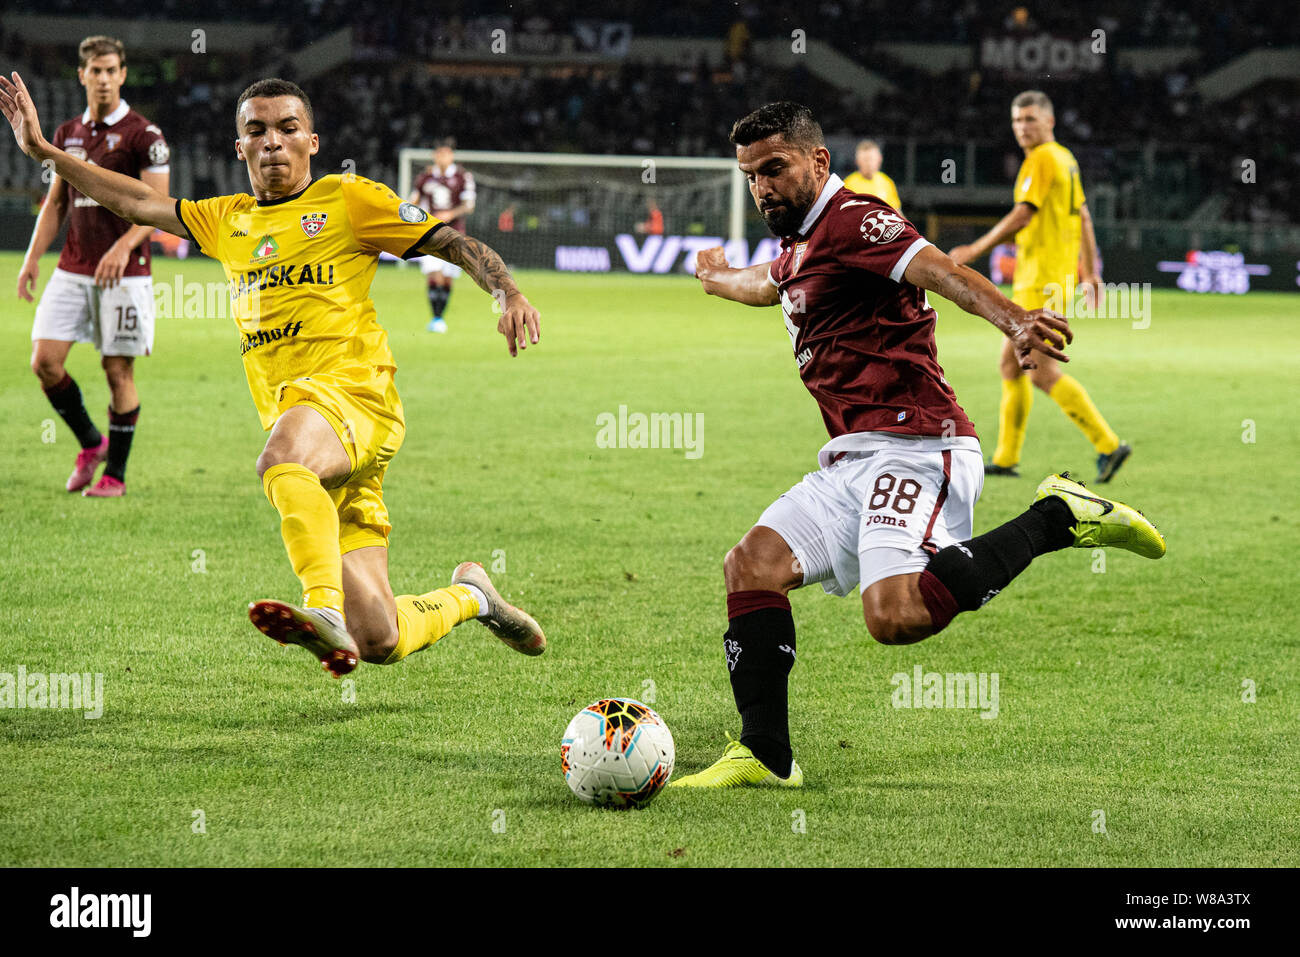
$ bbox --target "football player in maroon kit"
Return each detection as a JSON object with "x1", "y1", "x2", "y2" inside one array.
[
  {"x1": 409, "y1": 138, "x2": 475, "y2": 333},
  {"x1": 17, "y1": 36, "x2": 168, "y2": 497},
  {"x1": 673, "y1": 103, "x2": 1165, "y2": 789}
]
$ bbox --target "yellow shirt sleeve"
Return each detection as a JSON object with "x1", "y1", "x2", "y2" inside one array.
[
  {"x1": 176, "y1": 195, "x2": 244, "y2": 257},
  {"x1": 1016, "y1": 148, "x2": 1055, "y2": 209},
  {"x1": 341, "y1": 175, "x2": 445, "y2": 259}
]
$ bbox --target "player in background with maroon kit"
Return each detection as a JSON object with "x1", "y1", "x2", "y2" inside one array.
[
  {"x1": 17, "y1": 36, "x2": 169, "y2": 497},
  {"x1": 673, "y1": 103, "x2": 1165, "y2": 789},
  {"x1": 409, "y1": 138, "x2": 475, "y2": 333}
]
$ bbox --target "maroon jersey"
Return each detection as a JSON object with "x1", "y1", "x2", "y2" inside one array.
[
  {"x1": 51, "y1": 101, "x2": 169, "y2": 278},
  {"x1": 413, "y1": 163, "x2": 475, "y2": 232},
  {"x1": 768, "y1": 175, "x2": 977, "y2": 442}
]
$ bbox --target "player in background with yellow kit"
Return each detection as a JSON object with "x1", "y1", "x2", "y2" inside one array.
[{"x1": 950, "y1": 91, "x2": 1130, "y2": 484}]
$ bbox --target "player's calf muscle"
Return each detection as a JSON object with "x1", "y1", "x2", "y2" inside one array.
[{"x1": 862, "y1": 575, "x2": 934, "y2": 645}]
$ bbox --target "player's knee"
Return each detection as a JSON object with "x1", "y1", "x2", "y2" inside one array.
[
  {"x1": 724, "y1": 541, "x2": 773, "y2": 592},
  {"x1": 31, "y1": 356, "x2": 63, "y2": 386},
  {"x1": 255, "y1": 449, "x2": 296, "y2": 479},
  {"x1": 1029, "y1": 369, "x2": 1058, "y2": 393}
]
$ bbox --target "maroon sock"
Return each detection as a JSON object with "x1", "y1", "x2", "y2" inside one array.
[{"x1": 918, "y1": 570, "x2": 960, "y2": 632}]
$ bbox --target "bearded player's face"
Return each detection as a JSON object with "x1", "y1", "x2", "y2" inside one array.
[
  {"x1": 737, "y1": 135, "x2": 829, "y2": 237},
  {"x1": 235, "y1": 96, "x2": 320, "y2": 198}
]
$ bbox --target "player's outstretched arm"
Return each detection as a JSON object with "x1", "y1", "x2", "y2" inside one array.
[
  {"x1": 694, "y1": 247, "x2": 780, "y2": 306},
  {"x1": 947, "y1": 202, "x2": 1035, "y2": 266},
  {"x1": 417, "y1": 228, "x2": 540, "y2": 356},
  {"x1": 904, "y1": 244, "x2": 1071, "y2": 371},
  {"x1": 0, "y1": 71, "x2": 183, "y2": 236}
]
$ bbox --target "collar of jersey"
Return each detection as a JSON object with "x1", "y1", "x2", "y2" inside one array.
[
  {"x1": 794, "y1": 172, "x2": 844, "y2": 238},
  {"x1": 82, "y1": 99, "x2": 130, "y2": 127},
  {"x1": 255, "y1": 179, "x2": 317, "y2": 207}
]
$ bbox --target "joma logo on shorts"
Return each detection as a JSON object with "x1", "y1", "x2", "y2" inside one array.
[{"x1": 865, "y1": 514, "x2": 908, "y2": 528}]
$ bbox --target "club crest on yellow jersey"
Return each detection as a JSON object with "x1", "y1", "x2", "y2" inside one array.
[{"x1": 300, "y1": 213, "x2": 328, "y2": 238}]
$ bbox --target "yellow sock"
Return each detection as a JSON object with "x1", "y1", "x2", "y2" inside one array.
[
  {"x1": 1049, "y1": 374, "x2": 1119, "y2": 455},
  {"x1": 385, "y1": 585, "x2": 481, "y2": 664},
  {"x1": 992, "y1": 376, "x2": 1033, "y2": 467},
  {"x1": 261, "y1": 463, "x2": 344, "y2": 615}
]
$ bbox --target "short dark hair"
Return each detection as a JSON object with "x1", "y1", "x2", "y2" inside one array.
[
  {"x1": 79, "y1": 36, "x2": 125, "y2": 69},
  {"x1": 235, "y1": 78, "x2": 314, "y2": 132},
  {"x1": 729, "y1": 102, "x2": 824, "y2": 153}
]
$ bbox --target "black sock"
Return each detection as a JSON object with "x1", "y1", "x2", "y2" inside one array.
[
  {"x1": 428, "y1": 286, "x2": 450, "y2": 318},
  {"x1": 725, "y1": 590, "x2": 797, "y2": 777},
  {"x1": 920, "y1": 497, "x2": 1075, "y2": 629},
  {"x1": 104, "y1": 405, "x2": 140, "y2": 482},
  {"x1": 43, "y1": 373, "x2": 102, "y2": 449}
]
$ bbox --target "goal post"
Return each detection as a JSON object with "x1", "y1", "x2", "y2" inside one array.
[{"x1": 397, "y1": 149, "x2": 760, "y2": 275}]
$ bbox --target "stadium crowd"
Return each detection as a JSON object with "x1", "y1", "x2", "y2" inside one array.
[{"x1": 0, "y1": 2, "x2": 1295, "y2": 223}]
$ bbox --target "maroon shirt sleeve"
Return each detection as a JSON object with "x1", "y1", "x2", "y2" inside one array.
[
  {"x1": 828, "y1": 198, "x2": 929, "y2": 282},
  {"x1": 134, "y1": 121, "x2": 170, "y2": 171}
]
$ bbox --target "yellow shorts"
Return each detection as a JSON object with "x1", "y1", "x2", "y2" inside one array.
[{"x1": 274, "y1": 372, "x2": 405, "y2": 554}]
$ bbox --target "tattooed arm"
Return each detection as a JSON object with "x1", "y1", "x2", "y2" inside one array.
[
  {"x1": 903, "y1": 244, "x2": 1071, "y2": 371},
  {"x1": 418, "y1": 227, "x2": 540, "y2": 356}
]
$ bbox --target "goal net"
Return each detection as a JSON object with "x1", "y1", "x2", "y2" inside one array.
[{"x1": 397, "y1": 149, "x2": 765, "y2": 275}]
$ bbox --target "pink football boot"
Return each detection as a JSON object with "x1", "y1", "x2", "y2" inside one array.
[
  {"x1": 66, "y1": 435, "x2": 109, "y2": 492},
  {"x1": 82, "y1": 475, "x2": 126, "y2": 497}
]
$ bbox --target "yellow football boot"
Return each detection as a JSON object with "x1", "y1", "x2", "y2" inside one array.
[
  {"x1": 1034, "y1": 471, "x2": 1166, "y2": 559},
  {"x1": 670, "y1": 733, "x2": 803, "y2": 788}
]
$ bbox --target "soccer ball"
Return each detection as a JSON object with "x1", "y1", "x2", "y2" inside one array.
[{"x1": 561, "y1": 698, "x2": 675, "y2": 808}]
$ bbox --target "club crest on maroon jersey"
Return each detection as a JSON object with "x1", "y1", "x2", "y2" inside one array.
[
  {"x1": 791, "y1": 241, "x2": 808, "y2": 276},
  {"x1": 300, "y1": 213, "x2": 328, "y2": 238},
  {"x1": 105, "y1": 133, "x2": 121, "y2": 151}
]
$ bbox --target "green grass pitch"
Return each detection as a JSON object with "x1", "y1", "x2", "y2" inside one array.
[{"x1": 1, "y1": 250, "x2": 1296, "y2": 866}]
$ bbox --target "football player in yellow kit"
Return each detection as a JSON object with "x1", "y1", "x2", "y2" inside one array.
[
  {"x1": 950, "y1": 91, "x2": 1129, "y2": 483},
  {"x1": 842, "y1": 138, "x2": 901, "y2": 211},
  {"x1": 2, "y1": 73, "x2": 545, "y2": 676}
]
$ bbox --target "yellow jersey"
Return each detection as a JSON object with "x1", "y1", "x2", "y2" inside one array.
[
  {"x1": 843, "y1": 169, "x2": 901, "y2": 210},
  {"x1": 177, "y1": 174, "x2": 444, "y2": 428},
  {"x1": 1012, "y1": 141, "x2": 1084, "y2": 296}
]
